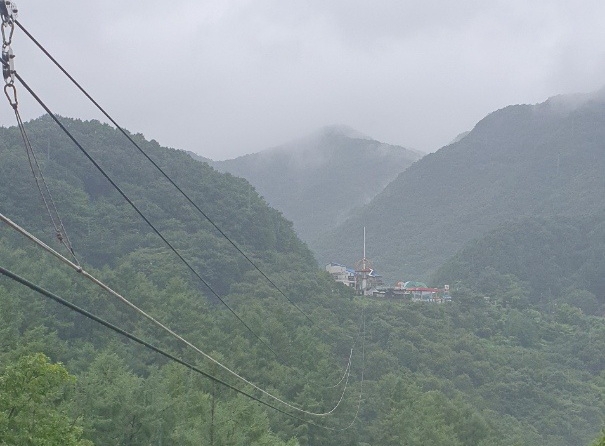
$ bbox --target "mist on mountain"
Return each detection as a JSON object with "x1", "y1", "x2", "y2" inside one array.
[{"x1": 211, "y1": 125, "x2": 422, "y2": 242}]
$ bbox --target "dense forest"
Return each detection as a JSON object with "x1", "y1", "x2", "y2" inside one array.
[
  {"x1": 0, "y1": 117, "x2": 604, "y2": 445},
  {"x1": 432, "y1": 214, "x2": 605, "y2": 311}
]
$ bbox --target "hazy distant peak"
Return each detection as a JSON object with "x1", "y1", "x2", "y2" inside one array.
[
  {"x1": 469, "y1": 88, "x2": 605, "y2": 138},
  {"x1": 540, "y1": 87, "x2": 605, "y2": 114},
  {"x1": 271, "y1": 124, "x2": 375, "y2": 156},
  {"x1": 313, "y1": 124, "x2": 372, "y2": 140},
  {"x1": 542, "y1": 93, "x2": 591, "y2": 113}
]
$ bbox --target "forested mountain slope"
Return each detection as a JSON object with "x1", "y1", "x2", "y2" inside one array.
[
  {"x1": 212, "y1": 125, "x2": 422, "y2": 241},
  {"x1": 313, "y1": 91, "x2": 605, "y2": 281},
  {"x1": 0, "y1": 116, "x2": 603, "y2": 446},
  {"x1": 2, "y1": 230, "x2": 604, "y2": 445},
  {"x1": 0, "y1": 115, "x2": 315, "y2": 293},
  {"x1": 432, "y1": 214, "x2": 605, "y2": 312},
  {"x1": 0, "y1": 116, "x2": 351, "y2": 443}
]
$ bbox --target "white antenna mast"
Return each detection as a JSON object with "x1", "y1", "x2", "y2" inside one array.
[
  {"x1": 363, "y1": 226, "x2": 366, "y2": 269},
  {"x1": 355, "y1": 226, "x2": 373, "y2": 295}
]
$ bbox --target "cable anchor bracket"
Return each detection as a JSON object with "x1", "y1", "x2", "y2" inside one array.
[
  {"x1": 2, "y1": 45, "x2": 14, "y2": 84},
  {"x1": 0, "y1": 1, "x2": 17, "y2": 23},
  {"x1": 0, "y1": 1, "x2": 16, "y2": 86}
]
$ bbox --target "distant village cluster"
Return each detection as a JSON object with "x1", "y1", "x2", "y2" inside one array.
[
  {"x1": 326, "y1": 228, "x2": 452, "y2": 303},
  {"x1": 325, "y1": 262, "x2": 452, "y2": 303}
]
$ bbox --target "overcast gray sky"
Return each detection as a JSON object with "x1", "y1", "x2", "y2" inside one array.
[{"x1": 3, "y1": 0, "x2": 605, "y2": 159}]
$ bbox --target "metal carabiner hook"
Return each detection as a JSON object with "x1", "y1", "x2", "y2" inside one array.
[
  {"x1": 1, "y1": 20, "x2": 13, "y2": 47},
  {"x1": 4, "y1": 82, "x2": 17, "y2": 108}
]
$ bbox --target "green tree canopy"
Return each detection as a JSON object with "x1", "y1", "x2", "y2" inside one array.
[{"x1": 0, "y1": 353, "x2": 93, "y2": 446}]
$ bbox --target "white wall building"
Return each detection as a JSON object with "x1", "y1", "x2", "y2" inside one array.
[{"x1": 325, "y1": 263, "x2": 356, "y2": 288}]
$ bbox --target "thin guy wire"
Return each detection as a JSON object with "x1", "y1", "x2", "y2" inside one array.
[
  {"x1": 15, "y1": 19, "x2": 327, "y2": 333},
  {"x1": 0, "y1": 210, "x2": 355, "y2": 417},
  {"x1": 6, "y1": 66, "x2": 279, "y2": 360},
  {"x1": 338, "y1": 304, "x2": 366, "y2": 431},
  {"x1": 0, "y1": 264, "x2": 357, "y2": 431},
  {"x1": 325, "y1": 316, "x2": 363, "y2": 389},
  {"x1": 318, "y1": 304, "x2": 366, "y2": 431},
  {"x1": 12, "y1": 106, "x2": 80, "y2": 266},
  {"x1": 326, "y1": 355, "x2": 351, "y2": 390}
]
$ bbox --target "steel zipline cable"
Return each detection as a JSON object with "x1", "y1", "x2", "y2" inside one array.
[
  {"x1": 0, "y1": 210, "x2": 356, "y2": 417},
  {"x1": 4, "y1": 22, "x2": 359, "y2": 390},
  {"x1": 0, "y1": 264, "x2": 364, "y2": 431},
  {"x1": 0, "y1": 13, "x2": 368, "y2": 426},
  {"x1": 1, "y1": 64, "x2": 280, "y2": 361},
  {"x1": 8, "y1": 8, "x2": 358, "y2": 384},
  {"x1": 13, "y1": 19, "x2": 336, "y2": 337}
]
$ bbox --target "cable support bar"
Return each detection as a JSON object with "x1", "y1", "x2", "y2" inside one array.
[
  {"x1": 14, "y1": 19, "x2": 351, "y2": 342},
  {"x1": 0, "y1": 264, "x2": 362, "y2": 431},
  {"x1": 0, "y1": 210, "x2": 356, "y2": 417},
  {"x1": 3, "y1": 65, "x2": 280, "y2": 361}
]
